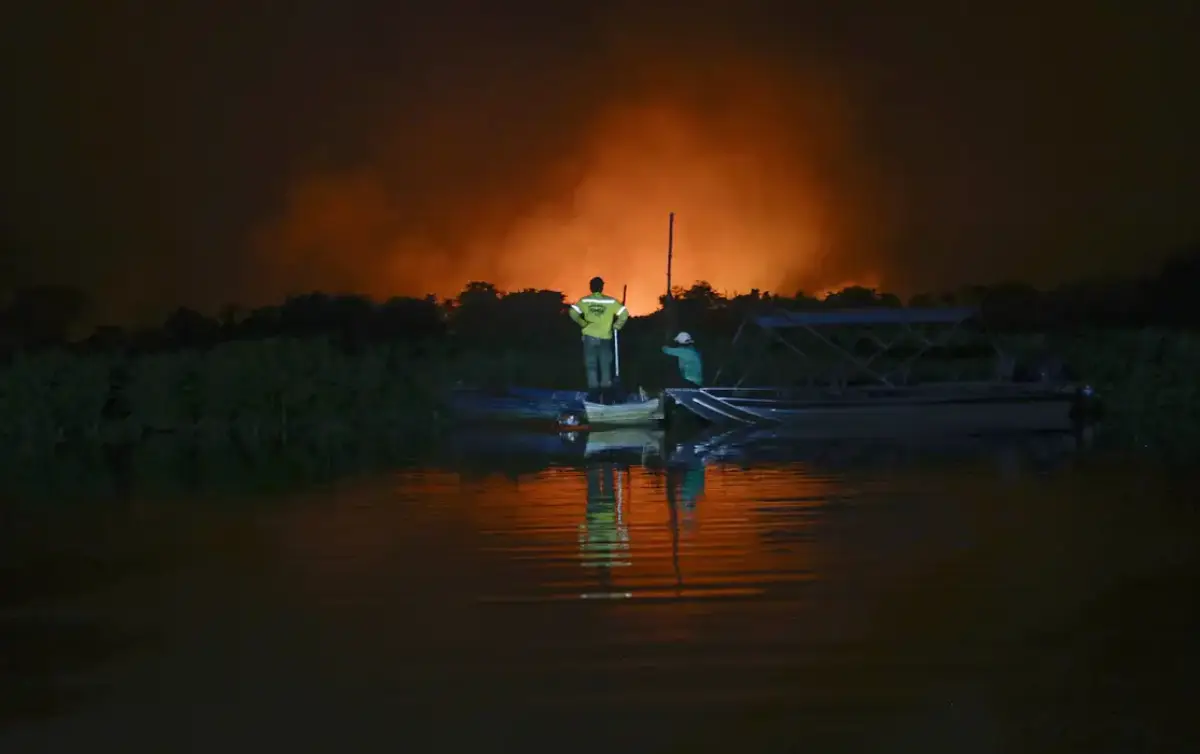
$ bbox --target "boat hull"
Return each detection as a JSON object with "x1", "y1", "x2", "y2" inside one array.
[
  {"x1": 578, "y1": 397, "x2": 664, "y2": 428},
  {"x1": 664, "y1": 384, "x2": 1090, "y2": 438}
]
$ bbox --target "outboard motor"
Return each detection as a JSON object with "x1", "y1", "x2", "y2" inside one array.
[{"x1": 558, "y1": 411, "x2": 588, "y2": 440}]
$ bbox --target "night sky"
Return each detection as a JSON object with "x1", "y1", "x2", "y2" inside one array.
[{"x1": 3, "y1": 1, "x2": 1198, "y2": 324}]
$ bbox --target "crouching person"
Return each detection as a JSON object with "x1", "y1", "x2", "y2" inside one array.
[{"x1": 661, "y1": 332, "x2": 703, "y2": 388}]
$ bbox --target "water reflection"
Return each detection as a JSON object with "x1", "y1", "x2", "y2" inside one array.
[
  {"x1": 577, "y1": 453, "x2": 709, "y2": 600},
  {"x1": 1, "y1": 428, "x2": 1198, "y2": 753},
  {"x1": 0, "y1": 501, "x2": 198, "y2": 728},
  {"x1": 579, "y1": 463, "x2": 632, "y2": 597},
  {"x1": 665, "y1": 460, "x2": 705, "y2": 512},
  {"x1": 0, "y1": 555, "x2": 151, "y2": 728}
]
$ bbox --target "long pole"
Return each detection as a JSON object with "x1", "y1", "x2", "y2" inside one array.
[
  {"x1": 665, "y1": 212, "x2": 676, "y2": 340},
  {"x1": 666, "y1": 212, "x2": 675, "y2": 302},
  {"x1": 614, "y1": 283, "x2": 627, "y2": 378}
]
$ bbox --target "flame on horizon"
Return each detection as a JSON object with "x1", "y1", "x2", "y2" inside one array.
[{"x1": 249, "y1": 57, "x2": 887, "y2": 314}]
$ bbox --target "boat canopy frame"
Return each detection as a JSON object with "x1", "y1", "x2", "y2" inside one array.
[{"x1": 711, "y1": 306, "x2": 986, "y2": 388}]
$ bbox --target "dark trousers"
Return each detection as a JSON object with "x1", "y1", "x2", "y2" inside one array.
[{"x1": 583, "y1": 335, "x2": 614, "y2": 389}]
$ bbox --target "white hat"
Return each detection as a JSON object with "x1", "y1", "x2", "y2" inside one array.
[{"x1": 673, "y1": 331, "x2": 693, "y2": 344}]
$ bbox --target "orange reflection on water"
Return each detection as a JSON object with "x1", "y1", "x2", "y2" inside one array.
[
  {"x1": 270, "y1": 460, "x2": 846, "y2": 644},
  {"x1": 466, "y1": 462, "x2": 842, "y2": 596}
]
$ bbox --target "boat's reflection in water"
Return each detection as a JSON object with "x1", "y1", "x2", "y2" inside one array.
[
  {"x1": 445, "y1": 422, "x2": 1097, "y2": 608},
  {"x1": 9, "y1": 416, "x2": 1189, "y2": 754},
  {"x1": 577, "y1": 455, "x2": 708, "y2": 600},
  {"x1": 667, "y1": 423, "x2": 1097, "y2": 475}
]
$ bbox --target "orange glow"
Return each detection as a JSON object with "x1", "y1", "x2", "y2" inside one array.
[
  {"x1": 815, "y1": 273, "x2": 884, "y2": 300},
  {"x1": 250, "y1": 57, "x2": 888, "y2": 314},
  {"x1": 270, "y1": 462, "x2": 842, "y2": 645}
]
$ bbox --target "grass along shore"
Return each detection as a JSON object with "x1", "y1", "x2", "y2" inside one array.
[
  {"x1": 0, "y1": 337, "x2": 450, "y2": 454},
  {"x1": 1, "y1": 328, "x2": 1200, "y2": 456}
]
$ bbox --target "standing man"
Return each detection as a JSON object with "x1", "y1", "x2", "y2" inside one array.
[{"x1": 568, "y1": 276, "x2": 628, "y2": 403}]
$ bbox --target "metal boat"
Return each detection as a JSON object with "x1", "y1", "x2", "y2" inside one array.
[
  {"x1": 664, "y1": 383, "x2": 1092, "y2": 436},
  {"x1": 664, "y1": 306, "x2": 1100, "y2": 435}
]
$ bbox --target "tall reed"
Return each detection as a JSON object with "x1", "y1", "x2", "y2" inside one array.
[{"x1": 2, "y1": 328, "x2": 1199, "y2": 456}]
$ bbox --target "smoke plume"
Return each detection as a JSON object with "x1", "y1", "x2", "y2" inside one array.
[{"x1": 250, "y1": 23, "x2": 890, "y2": 313}]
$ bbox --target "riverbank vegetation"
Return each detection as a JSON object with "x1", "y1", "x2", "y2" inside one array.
[{"x1": 2, "y1": 247, "x2": 1199, "y2": 455}]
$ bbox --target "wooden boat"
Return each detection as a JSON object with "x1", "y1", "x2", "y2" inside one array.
[
  {"x1": 585, "y1": 397, "x2": 664, "y2": 426},
  {"x1": 664, "y1": 306, "x2": 1102, "y2": 436},
  {"x1": 559, "y1": 396, "x2": 664, "y2": 430}
]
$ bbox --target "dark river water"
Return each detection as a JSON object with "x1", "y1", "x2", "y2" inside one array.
[{"x1": 2, "y1": 430, "x2": 1198, "y2": 753}]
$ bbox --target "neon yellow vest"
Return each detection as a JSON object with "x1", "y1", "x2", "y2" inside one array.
[{"x1": 570, "y1": 294, "x2": 627, "y2": 339}]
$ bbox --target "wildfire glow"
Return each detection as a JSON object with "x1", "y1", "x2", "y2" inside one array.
[
  {"x1": 815, "y1": 274, "x2": 884, "y2": 301},
  {"x1": 250, "y1": 57, "x2": 886, "y2": 314}
]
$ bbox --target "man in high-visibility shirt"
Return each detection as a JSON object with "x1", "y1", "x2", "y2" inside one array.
[{"x1": 568, "y1": 276, "x2": 628, "y2": 403}]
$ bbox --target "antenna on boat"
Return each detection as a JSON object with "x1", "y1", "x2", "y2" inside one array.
[
  {"x1": 665, "y1": 212, "x2": 676, "y2": 336},
  {"x1": 666, "y1": 212, "x2": 675, "y2": 304}
]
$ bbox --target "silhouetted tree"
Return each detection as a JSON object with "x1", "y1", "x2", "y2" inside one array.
[
  {"x1": 0, "y1": 284, "x2": 90, "y2": 348},
  {"x1": 1148, "y1": 244, "x2": 1200, "y2": 326},
  {"x1": 823, "y1": 286, "x2": 897, "y2": 308},
  {"x1": 8, "y1": 235, "x2": 1200, "y2": 364},
  {"x1": 979, "y1": 283, "x2": 1046, "y2": 331},
  {"x1": 494, "y1": 289, "x2": 573, "y2": 347},
  {"x1": 279, "y1": 292, "x2": 336, "y2": 336},
  {"x1": 79, "y1": 325, "x2": 128, "y2": 353},
  {"x1": 375, "y1": 296, "x2": 445, "y2": 341},
  {"x1": 239, "y1": 305, "x2": 283, "y2": 340},
  {"x1": 164, "y1": 307, "x2": 221, "y2": 349},
  {"x1": 451, "y1": 282, "x2": 506, "y2": 346}
]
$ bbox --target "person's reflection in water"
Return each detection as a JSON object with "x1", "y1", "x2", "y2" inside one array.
[
  {"x1": 579, "y1": 462, "x2": 632, "y2": 594},
  {"x1": 665, "y1": 461, "x2": 706, "y2": 521},
  {"x1": 664, "y1": 457, "x2": 707, "y2": 595}
]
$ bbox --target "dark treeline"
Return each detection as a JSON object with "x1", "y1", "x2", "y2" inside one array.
[
  {"x1": 0, "y1": 246, "x2": 1199, "y2": 458},
  {"x1": 2, "y1": 245, "x2": 1199, "y2": 357}
]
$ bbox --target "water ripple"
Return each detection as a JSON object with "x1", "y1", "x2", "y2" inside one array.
[{"x1": 3, "y1": 434, "x2": 1199, "y2": 752}]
